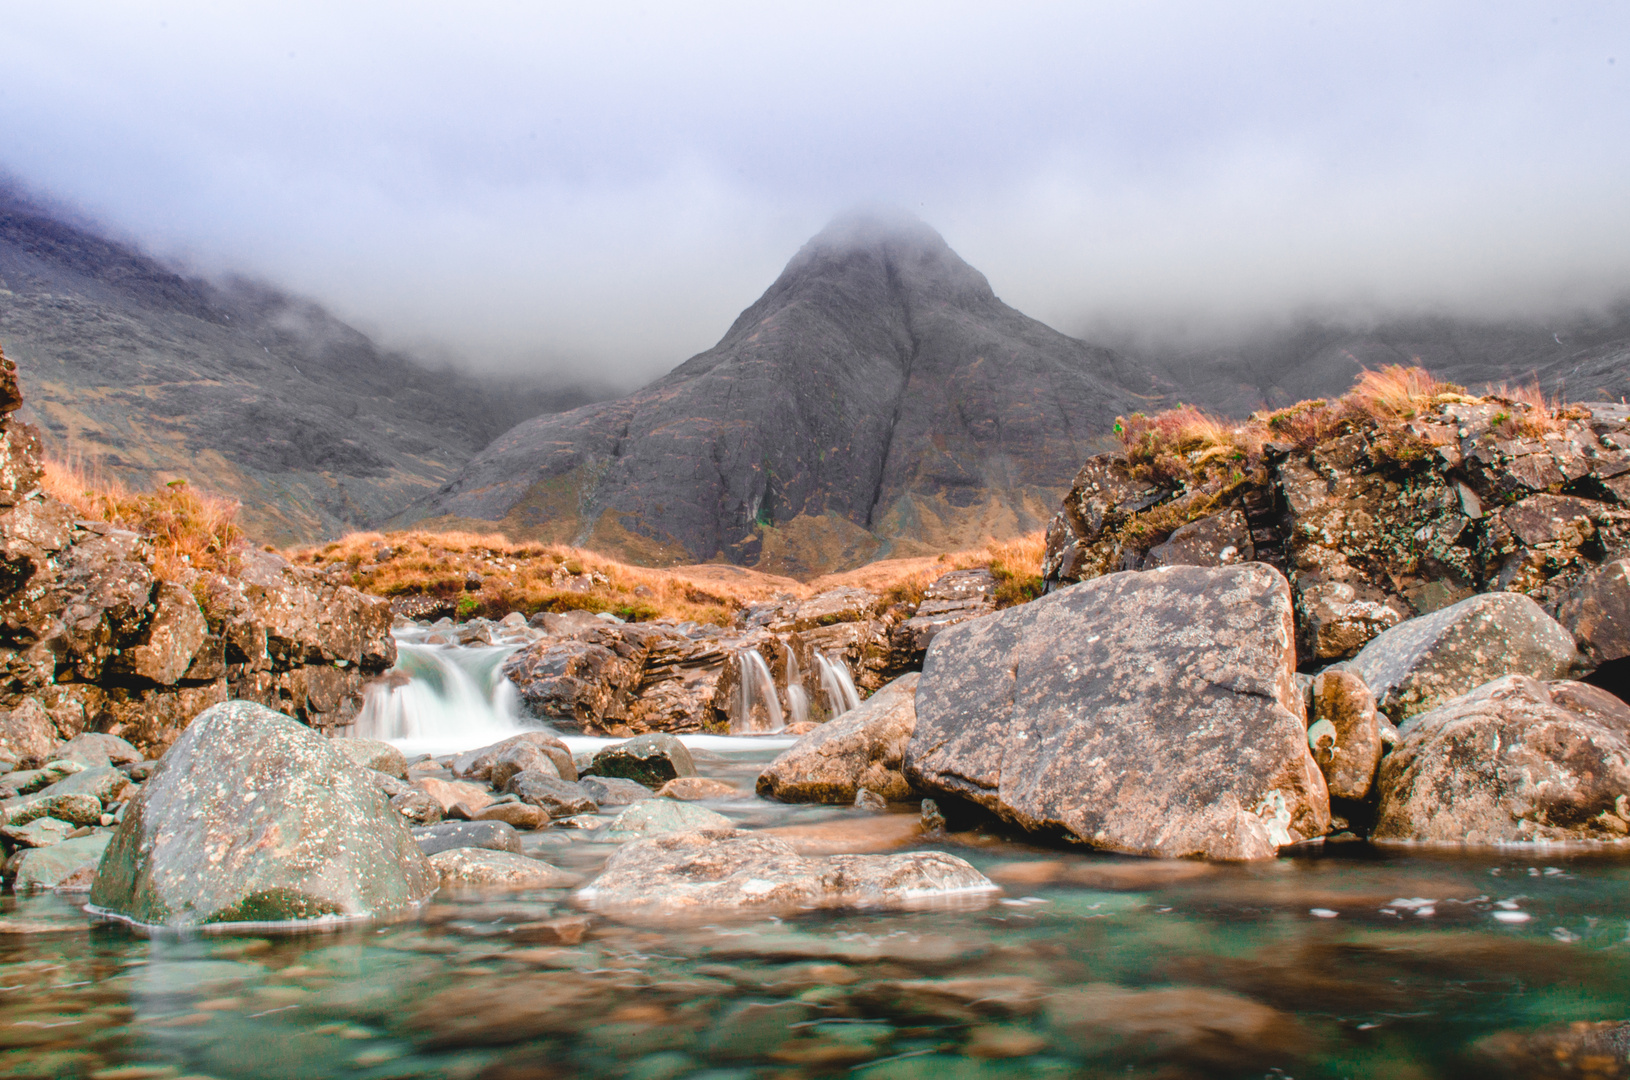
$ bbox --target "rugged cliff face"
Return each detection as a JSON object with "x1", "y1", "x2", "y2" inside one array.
[
  {"x1": 413, "y1": 215, "x2": 1162, "y2": 576},
  {"x1": 0, "y1": 347, "x2": 398, "y2": 759},
  {"x1": 1041, "y1": 370, "x2": 1630, "y2": 669}
]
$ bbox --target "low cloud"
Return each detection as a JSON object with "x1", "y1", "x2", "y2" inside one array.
[{"x1": 1, "y1": 3, "x2": 1626, "y2": 384}]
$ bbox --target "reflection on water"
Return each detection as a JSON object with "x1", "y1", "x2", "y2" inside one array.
[
  {"x1": 11, "y1": 751, "x2": 1630, "y2": 1078},
  {"x1": 15, "y1": 640, "x2": 1629, "y2": 1077}
]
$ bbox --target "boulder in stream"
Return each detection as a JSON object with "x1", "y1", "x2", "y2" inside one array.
[
  {"x1": 575, "y1": 827, "x2": 996, "y2": 919},
  {"x1": 604, "y1": 799, "x2": 731, "y2": 841},
  {"x1": 587, "y1": 733, "x2": 696, "y2": 788},
  {"x1": 1348, "y1": 592, "x2": 1580, "y2": 723},
  {"x1": 412, "y1": 820, "x2": 524, "y2": 856},
  {"x1": 904, "y1": 564, "x2": 1328, "y2": 860},
  {"x1": 505, "y1": 772, "x2": 599, "y2": 818},
  {"x1": 88, "y1": 700, "x2": 437, "y2": 928},
  {"x1": 429, "y1": 847, "x2": 578, "y2": 889},
  {"x1": 757, "y1": 673, "x2": 920, "y2": 803},
  {"x1": 578, "y1": 776, "x2": 655, "y2": 806},
  {"x1": 1374, "y1": 675, "x2": 1630, "y2": 844},
  {"x1": 451, "y1": 731, "x2": 576, "y2": 784}
]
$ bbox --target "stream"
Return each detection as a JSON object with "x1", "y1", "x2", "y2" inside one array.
[{"x1": 4, "y1": 634, "x2": 1629, "y2": 1078}]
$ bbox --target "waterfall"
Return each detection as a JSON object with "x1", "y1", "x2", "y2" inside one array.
[
  {"x1": 784, "y1": 644, "x2": 809, "y2": 727},
  {"x1": 347, "y1": 632, "x2": 532, "y2": 750},
  {"x1": 816, "y1": 653, "x2": 861, "y2": 716},
  {"x1": 732, "y1": 649, "x2": 784, "y2": 733}
]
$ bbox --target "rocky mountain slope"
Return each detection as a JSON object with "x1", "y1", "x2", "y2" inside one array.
[
  {"x1": 0, "y1": 186, "x2": 605, "y2": 546},
  {"x1": 1135, "y1": 310, "x2": 1630, "y2": 418},
  {"x1": 411, "y1": 215, "x2": 1164, "y2": 576}
]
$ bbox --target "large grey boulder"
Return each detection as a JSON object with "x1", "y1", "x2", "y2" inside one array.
[
  {"x1": 1556, "y1": 558, "x2": 1630, "y2": 666},
  {"x1": 1349, "y1": 592, "x2": 1580, "y2": 723},
  {"x1": 757, "y1": 673, "x2": 920, "y2": 803},
  {"x1": 88, "y1": 700, "x2": 437, "y2": 928},
  {"x1": 904, "y1": 564, "x2": 1328, "y2": 860},
  {"x1": 576, "y1": 827, "x2": 996, "y2": 919},
  {"x1": 1374, "y1": 675, "x2": 1630, "y2": 844}
]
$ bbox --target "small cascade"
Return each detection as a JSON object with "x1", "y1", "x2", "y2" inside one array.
[
  {"x1": 783, "y1": 644, "x2": 810, "y2": 727},
  {"x1": 732, "y1": 648, "x2": 784, "y2": 733},
  {"x1": 348, "y1": 632, "x2": 532, "y2": 750},
  {"x1": 816, "y1": 652, "x2": 861, "y2": 716}
]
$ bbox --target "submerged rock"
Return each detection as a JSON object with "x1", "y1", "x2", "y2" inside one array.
[
  {"x1": 604, "y1": 799, "x2": 731, "y2": 841},
  {"x1": 655, "y1": 777, "x2": 744, "y2": 800},
  {"x1": 757, "y1": 673, "x2": 920, "y2": 804},
  {"x1": 1473, "y1": 1019, "x2": 1630, "y2": 1080},
  {"x1": 575, "y1": 827, "x2": 996, "y2": 919},
  {"x1": 1347, "y1": 592, "x2": 1580, "y2": 723},
  {"x1": 1045, "y1": 983, "x2": 1310, "y2": 1070},
  {"x1": 428, "y1": 847, "x2": 578, "y2": 889},
  {"x1": 904, "y1": 564, "x2": 1328, "y2": 860},
  {"x1": 1374, "y1": 675, "x2": 1630, "y2": 844},
  {"x1": 587, "y1": 733, "x2": 696, "y2": 788},
  {"x1": 412, "y1": 820, "x2": 524, "y2": 856},
  {"x1": 88, "y1": 700, "x2": 436, "y2": 928}
]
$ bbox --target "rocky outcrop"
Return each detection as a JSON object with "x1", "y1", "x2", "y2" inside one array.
[
  {"x1": 1556, "y1": 557, "x2": 1630, "y2": 666},
  {"x1": 88, "y1": 700, "x2": 436, "y2": 927},
  {"x1": 0, "y1": 347, "x2": 397, "y2": 758},
  {"x1": 757, "y1": 673, "x2": 920, "y2": 803},
  {"x1": 414, "y1": 214, "x2": 1157, "y2": 576},
  {"x1": 890, "y1": 570, "x2": 996, "y2": 665},
  {"x1": 575, "y1": 826, "x2": 996, "y2": 919},
  {"x1": 905, "y1": 564, "x2": 1329, "y2": 860},
  {"x1": 1374, "y1": 675, "x2": 1630, "y2": 843},
  {"x1": 1347, "y1": 593, "x2": 1580, "y2": 723},
  {"x1": 1042, "y1": 392, "x2": 1630, "y2": 667}
]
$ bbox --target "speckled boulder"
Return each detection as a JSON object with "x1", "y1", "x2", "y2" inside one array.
[
  {"x1": 757, "y1": 673, "x2": 920, "y2": 803},
  {"x1": 576, "y1": 827, "x2": 996, "y2": 920},
  {"x1": 1374, "y1": 676, "x2": 1630, "y2": 844},
  {"x1": 904, "y1": 564, "x2": 1328, "y2": 860},
  {"x1": 1349, "y1": 592, "x2": 1580, "y2": 723},
  {"x1": 88, "y1": 700, "x2": 437, "y2": 928},
  {"x1": 429, "y1": 847, "x2": 578, "y2": 889}
]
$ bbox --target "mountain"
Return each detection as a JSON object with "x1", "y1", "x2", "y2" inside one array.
[
  {"x1": 1133, "y1": 310, "x2": 1630, "y2": 418},
  {"x1": 0, "y1": 186, "x2": 608, "y2": 545},
  {"x1": 411, "y1": 214, "x2": 1164, "y2": 576}
]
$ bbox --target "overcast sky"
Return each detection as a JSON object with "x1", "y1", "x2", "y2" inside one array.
[{"x1": 2, "y1": 2, "x2": 1626, "y2": 384}]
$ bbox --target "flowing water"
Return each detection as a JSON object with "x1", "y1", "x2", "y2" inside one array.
[
  {"x1": 8, "y1": 639, "x2": 1630, "y2": 1078},
  {"x1": 815, "y1": 653, "x2": 860, "y2": 716},
  {"x1": 732, "y1": 649, "x2": 784, "y2": 734}
]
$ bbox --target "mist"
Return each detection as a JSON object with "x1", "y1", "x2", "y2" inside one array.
[{"x1": 1, "y1": 2, "x2": 1626, "y2": 385}]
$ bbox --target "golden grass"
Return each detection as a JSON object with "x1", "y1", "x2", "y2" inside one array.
[
  {"x1": 294, "y1": 528, "x2": 1051, "y2": 623},
  {"x1": 42, "y1": 458, "x2": 246, "y2": 580}
]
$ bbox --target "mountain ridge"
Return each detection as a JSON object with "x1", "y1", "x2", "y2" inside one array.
[{"x1": 409, "y1": 214, "x2": 1165, "y2": 575}]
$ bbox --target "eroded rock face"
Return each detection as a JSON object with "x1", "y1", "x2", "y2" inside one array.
[
  {"x1": 1309, "y1": 670, "x2": 1384, "y2": 801},
  {"x1": 1143, "y1": 510, "x2": 1254, "y2": 569},
  {"x1": 1041, "y1": 393, "x2": 1630, "y2": 666},
  {"x1": 1374, "y1": 675, "x2": 1630, "y2": 844},
  {"x1": 1349, "y1": 593, "x2": 1580, "y2": 723},
  {"x1": 904, "y1": 564, "x2": 1329, "y2": 860},
  {"x1": 575, "y1": 826, "x2": 996, "y2": 919},
  {"x1": 757, "y1": 673, "x2": 920, "y2": 804},
  {"x1": 88, "y1": 700, "x2": 436, "y2": 928},
  {"x1": 1556, "y1": 558, "x2": 1630, "y2": 666}
]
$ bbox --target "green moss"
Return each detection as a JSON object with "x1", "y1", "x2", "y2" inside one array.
[{"x1": 203, "y1": 887, "x2": 345, "y2": 924}]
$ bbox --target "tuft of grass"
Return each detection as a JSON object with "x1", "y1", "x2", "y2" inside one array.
[
  {"x1": 42, "y1": 458, "x2": 246, "y2": 580},
  {"x1": 1344, "y1": 365, "x2": 1463, "y2": 422}
]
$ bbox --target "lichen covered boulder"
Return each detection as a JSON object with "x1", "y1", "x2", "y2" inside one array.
[
  {"x1": 587, "y1": 733, "x2": 696, "y2": 788},
  {"x1": 1348, "y1": 592, "x2": 1580, "y2": 723},
  {"x1": 757, "y1": 673, "x2": 920, "y2": 803},
  {"x1": 1374, "y1": 675, "x2": 1630, "y2": 844},
  {"x1": 904, "y1": 564, "x2": 1328, "y2": 860},
  {"x1": 89, "y1": 700, "x2": 437, "y2": 928}
]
